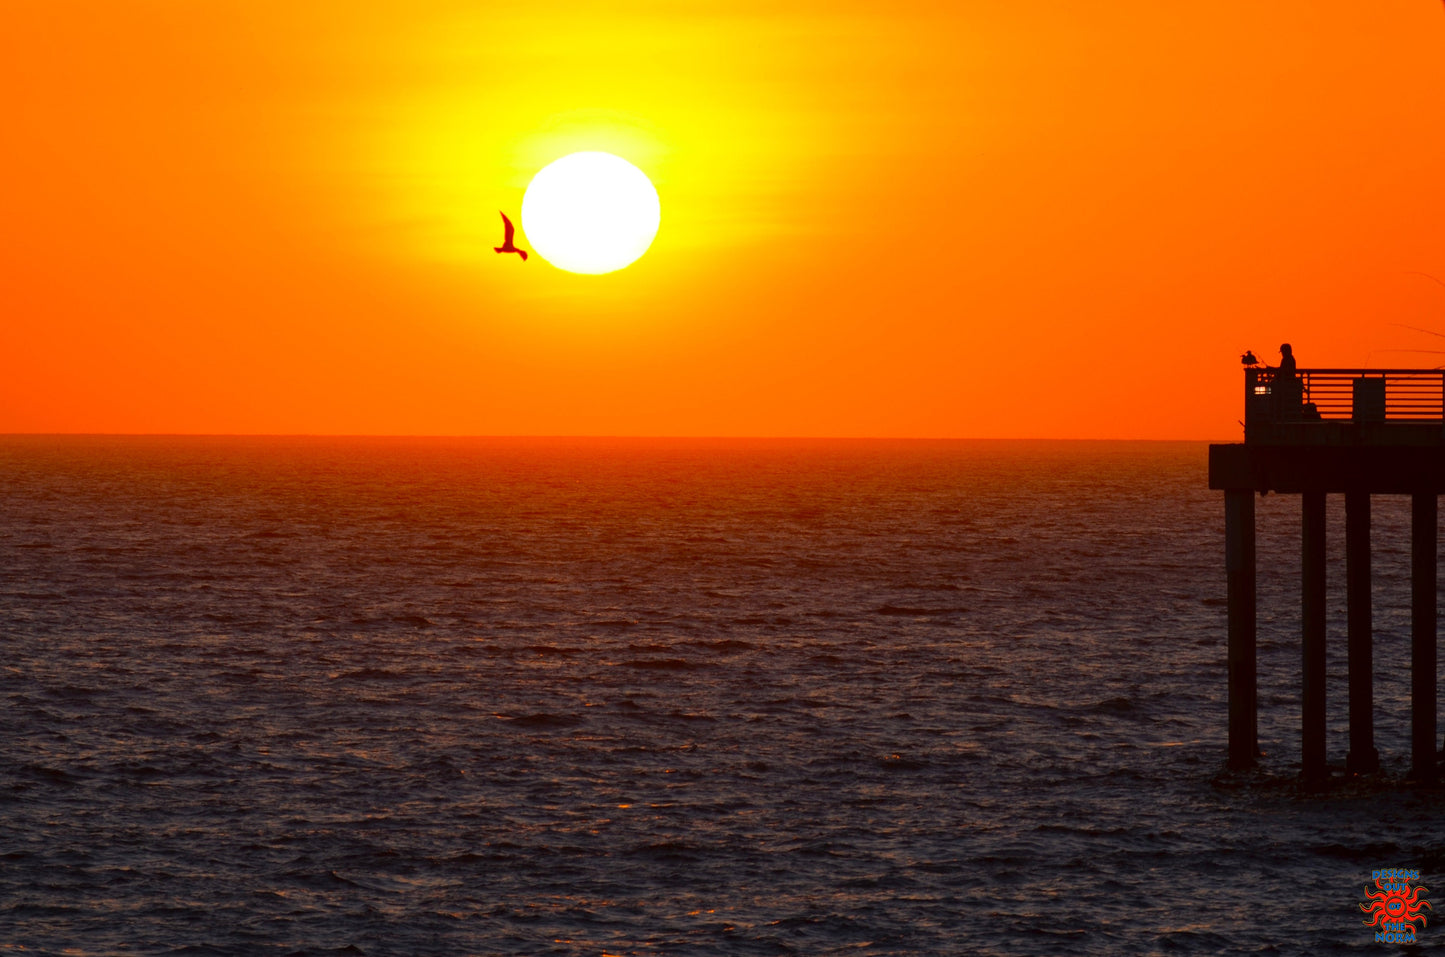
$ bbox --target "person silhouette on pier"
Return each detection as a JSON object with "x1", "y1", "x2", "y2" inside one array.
[
  {"x1": 1273, "y1": 343, "x2": 1303, "y2": 416},
  {"x1": 1277, "y1": 343, "x2": 1296, "y2": 377}
]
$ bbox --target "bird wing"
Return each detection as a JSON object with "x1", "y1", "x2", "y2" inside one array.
[{"x1": 500, "y1": 211, "x2": 515, "y2": 245}]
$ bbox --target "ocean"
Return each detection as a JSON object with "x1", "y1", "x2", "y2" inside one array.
[{"x1": 3, "y1": 436, "x2": 1443, "y2": 955}]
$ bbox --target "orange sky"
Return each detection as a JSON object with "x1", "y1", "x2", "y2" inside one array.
[{"x1": 3, "y1": 1, "x2": 1444, "y2": 439}]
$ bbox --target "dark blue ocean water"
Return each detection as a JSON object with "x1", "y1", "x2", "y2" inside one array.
[{"x1": 3, "y1": 436, "x2": 1444, "y2": 956}]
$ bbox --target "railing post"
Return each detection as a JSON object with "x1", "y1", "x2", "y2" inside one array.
[{"x1": 1244, "y1": 368, "x2": 1258, "y2": 439}]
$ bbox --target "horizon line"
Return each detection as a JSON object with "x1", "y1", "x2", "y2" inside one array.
[{"x1": 0, "y1": 431, "x2": 1233, "y2": 443}]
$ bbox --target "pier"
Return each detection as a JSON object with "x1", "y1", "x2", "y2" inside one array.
[{"x1": 1209, "y1": 367, "x2": 1445, "y2": 782}]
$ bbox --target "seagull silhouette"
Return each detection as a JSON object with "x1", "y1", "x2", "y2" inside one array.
[{"x1": 494, "y1": 211, "x2": 527, "y2": 261}]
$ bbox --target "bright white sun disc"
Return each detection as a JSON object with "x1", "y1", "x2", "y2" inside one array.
[{"x1": 520, "y1": 152, "x2": 660, "y2": 274}]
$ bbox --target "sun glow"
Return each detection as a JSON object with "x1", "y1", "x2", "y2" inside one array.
[{"x1": 520, "y1": 152, "x2": 661, "y2": 275}]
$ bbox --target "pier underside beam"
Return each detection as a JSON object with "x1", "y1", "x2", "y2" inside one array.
[{"x1": 1225, "y1": 488, "x2": 1257, "y2": 769}]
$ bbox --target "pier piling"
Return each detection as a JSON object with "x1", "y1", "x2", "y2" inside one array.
[
  {"x1": 1225, "y1": 488, "x2": 1257, "y2": 770},
  {"x1": 1301, "y1": 491, "x2": 1327, "y2": 783},
  {"x1": 1345, "y1": 491, "x2": 1378, "y2": 774},
  {"x1": 1412, "y1": 491, "x2": 1437, "y2": 784}
]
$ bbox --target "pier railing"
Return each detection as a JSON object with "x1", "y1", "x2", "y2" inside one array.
[{"x1": 1245, "y1": 368, "x2": 1445, "y2": 443}]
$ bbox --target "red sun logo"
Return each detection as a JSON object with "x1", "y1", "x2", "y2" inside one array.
[{"x1": 1361, "y1": 880, "x2": 1430, "y2": 932}]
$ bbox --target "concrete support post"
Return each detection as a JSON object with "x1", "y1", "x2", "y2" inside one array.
[
  {"x1": 1225, "y1": 488, "x2": 1257, "y2": 769},
  {"x1": 1346, "y1": 491, "x2": 1379, "y2": 774},
  {"x1": 1301, "y1": 491, "x2": 1327, "y2": 784},
  {"x1": 1412, "y1": 492, "x2": 1437, "y2": 784}
]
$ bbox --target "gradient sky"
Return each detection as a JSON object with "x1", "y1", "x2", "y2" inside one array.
[{"x1": 4, "y1": 1, "x2": 1444, "y2": 438}]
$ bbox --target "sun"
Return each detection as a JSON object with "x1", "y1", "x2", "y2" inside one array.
[{"x1": 520, "y1": 152, "x2": 661, "y2": 275}]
